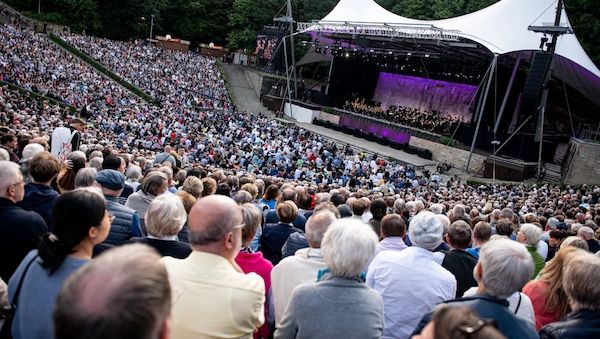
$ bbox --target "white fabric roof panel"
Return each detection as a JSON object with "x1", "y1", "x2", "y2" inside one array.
[{"x1": 315, "y1": 0, "x2": 600, "y2": 106}]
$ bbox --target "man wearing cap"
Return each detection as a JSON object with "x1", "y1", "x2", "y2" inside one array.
[
  {"x1": 367, "y1": 211, "x2": 456, "y2": 339},
  {"x1": 96, "y1": 169, "x2": 142, "y2": 246}
]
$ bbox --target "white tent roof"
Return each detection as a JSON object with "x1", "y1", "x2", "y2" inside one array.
[{"x1": 315, "y1": 0, "x2": 600, "y2": 106}]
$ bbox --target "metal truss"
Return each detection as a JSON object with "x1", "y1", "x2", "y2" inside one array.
[{"x1": 297, "y1": 21, "x2": 461, "y2": 41}]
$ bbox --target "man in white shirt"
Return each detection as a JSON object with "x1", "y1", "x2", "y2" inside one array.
[
  {"x1": 271, "y1": 211, "x2": 336, "y2": 326},
  {"x1": 367, "y1": 211, "x2": 456, "y2": 339}
]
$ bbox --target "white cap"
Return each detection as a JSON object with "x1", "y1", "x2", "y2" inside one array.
[{"x1": 409, "y1": 211, "x2": 444, "y2": 250}]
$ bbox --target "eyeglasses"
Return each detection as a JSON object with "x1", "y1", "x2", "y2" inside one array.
[
  {"x1": 10, "y1": 180, "x2": 24, "y2": 188},
  {"x1": 232, "y1": 223, "x2": 246, "y2": 230},
  {"x1": 457, "y1": 319, "x2": 497, "y2": 336}
]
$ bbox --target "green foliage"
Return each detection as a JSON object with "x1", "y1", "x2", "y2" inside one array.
[
  {"x1": 227, "y1": 0, "x2": 280, "y2": 50},
  {"x1": 48, "y1": 34, "x2": 156, "y2": 104},
  {"x1": 322, "y1": 106, "x2": 333, "y2": 114}
]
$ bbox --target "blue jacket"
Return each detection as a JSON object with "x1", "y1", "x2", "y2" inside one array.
[
  {"x1": 265, "y1": 209, "x2": 307, "y2": 232},
  {"x1": 412, "y1": 294, "x2": 538, "y2": 339},
  {"x1": 17, "y1": 183, "x2": 59, "y2": 227},
  {"x1": 103, "y1": 195, "x2": 142, "y2": 246},
  {"x1": 261, "y1": 223, "x2": 303, "y2": 265}
]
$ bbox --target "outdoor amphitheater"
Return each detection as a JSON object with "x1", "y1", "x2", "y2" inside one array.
[{"x1": 0, "y1": 0, "x2": 599, "y2": 339}]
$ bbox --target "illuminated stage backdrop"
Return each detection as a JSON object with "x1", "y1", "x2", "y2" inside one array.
[{"x1": 372, "y1": 72, "x2": 478, "y2": 120}]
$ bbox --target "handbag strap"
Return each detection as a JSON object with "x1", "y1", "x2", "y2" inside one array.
[
  {"x1": 514, "y1": 293, "x2": 522, "y2": 314},
  {"x1": 10, "y1": 255, "x2": 38, "y2": 307}
]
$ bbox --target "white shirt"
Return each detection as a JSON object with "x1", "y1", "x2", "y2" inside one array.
[
  {"x1": 367, "y1": 247, "x2": 456, "y2": 339},
  {"x1": 537, "y1": 240, "x2": 548, "y2": 261}
]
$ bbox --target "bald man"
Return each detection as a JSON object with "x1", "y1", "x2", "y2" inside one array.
[{"x1": 161, "y1": 195, "x2": 265, "y2": 339}]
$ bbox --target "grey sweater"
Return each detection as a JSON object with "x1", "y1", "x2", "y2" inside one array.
[{"x1": 274, "y1": 274, "x2": 384, "y2": 339}]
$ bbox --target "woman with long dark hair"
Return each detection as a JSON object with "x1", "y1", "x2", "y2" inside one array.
[{"x1": 7, "y1": 188, "x2": 110, "y2": 338}]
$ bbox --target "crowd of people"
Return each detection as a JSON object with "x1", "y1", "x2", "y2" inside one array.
[
  {"x1": 344, "y1": 98, "x2": 463, "y2": 135},
  {"x1": 1, "y1": 20, "x2": 600, "y2": 339}
]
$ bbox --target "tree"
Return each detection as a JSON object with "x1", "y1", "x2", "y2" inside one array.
[
  {"x1": 95, "y1": 0, "x2": 167, "y2": 40},
  {"x1": 227, "y1": 0, "x2": 280, "y2": 50}
]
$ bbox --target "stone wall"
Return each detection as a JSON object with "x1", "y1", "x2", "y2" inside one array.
[
  {"x1": 563, "y1": 138, "x2": 600, "y2": 185},
  {"x1": 410, "y1": 137, "x2": 487, "y2": 172},
  {"x1": 244, "y1": 69, "x2": 263, "y2": 98}
]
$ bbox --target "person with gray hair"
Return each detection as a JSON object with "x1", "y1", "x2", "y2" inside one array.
[
  {"x1": 130, "y1": 195, "x2": 191, "y2": 259},
  {"x1": 161, "y1": 195, "x2": 265, "y2": 338},
  {"x1": 0, "y1": 160, "x2": 47, "y2": 282},
  {"x1": 271, "y1": 211, "x2": 337, "y2": 326},
  {"x1": 74, "y1": 167, "x2": 97, "y2": 188},
  {"x1": 275, "y1": 219, "x2": 383, "y2": 339},
  {"x1": 539, "y1": 249, "x2": 600, "y2": 338},
  {"x1": 393, "y1": 198, "x2": 405, "y2": 214},
  {"x1": 517, "y1": 223, "x2": 545, "y2": 278},
  {"x1": 578, "y1": 226, "x2": 600, "y2": 253},
  {"x1": 88, "y1": 156, "x2": 103, "y2": 171},
  {"x1": 429, "y1": 203, "x2": 444, "y2": 215},
  {"x1": 367, "y1": 211, "x2": 456, "y2": 339},
  {"x1": 53, "y1": 244, "x2": 171, "y2": 339},
  {"x1": 412, "y1": 238, "x2": 538, "y2": 339},
  {"x1": 125, "y1": 165, "x2": 142, "y2": 192}
]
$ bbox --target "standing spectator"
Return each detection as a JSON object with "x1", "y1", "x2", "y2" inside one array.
[
  {"x1": 274, "y1": 219, "x2": 383, "y2": 339},
  {"x1": 412, "y1": 238, "x2": 538, "y2": 339},
  {"x1": 7, "y1": 188, "x2": 110, "y2": 339},
  {"x1": 17, "y1": 152, "x2": 61, "y2": 227},
  {"x1": 53, "y1": 244, "x2": 171, "y2": 339},
  {"x1": 261, "y1": 201, "x2": 304, "y2": 265},
  {"x1": 517, "y1": 223, "x2": 545, "y2": 278},
  {"x1": 235, "y1": 204, "x2": 274, "y2": 339},
  {"x1": 153, "y1": 145, "x2": 176, "y2": 168},
  {"x1": 523, "y1": 247, "x2": 579, "y2": 330},
  {"x1": 539, "y1": 249, "x2": 600, "y2": 338},
  {"x1": 577, "y1": 226, "x2": 600, "y2": 253},
  {"x1": 271, "y1": 211, "x2": 335, "y2": 325},
  {"x1": 369, "y1": 198, "x2": 387, "y2": 237},
  {"x1": 0, "y1": 161, "x2": 47, "y2": 282},
  {"x1": 374, "y1": 214, "x2": 408, "y2": 256},
  {"x1": 125, "y1": 171, "x2": 168, "y2": 232},
  {"x1": 67, "y1": 118, "x2": 85, "y2": 152},
  {"x1": 0, "y1": 134, "x2": 19, "y2": 163},
  {"x1": 467, "y1": 221, "x2": 492, "y2": 259},
  {"x1": 96, "y1": 169, "x2": 142, "y2": 246},
  {"x1": 130, "y1": 195, "x2": 191, "y2": 259},
  {"x1": 161, "y1": 195, "x2": 265, "y2": 339},
  {"x1": 367, "y1": 211, "x2": 456, "y2": 339},
  {"x1": 441, "y1": 220, "x2": 478, "y2": 298}
]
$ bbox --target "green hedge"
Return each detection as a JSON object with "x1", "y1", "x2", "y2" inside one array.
[
  {"x1": 48, "y1": 34, "x2": 156, "y2": 104},
  {"x1": 216, "y1": 61, "x2": 235, "y2": 104},
  {"x1": 322, "y1": 106, "x2": 334, "y2": 114},
  {"x1": 1, "y1": 80, "x2": 76, "y2": 113}
]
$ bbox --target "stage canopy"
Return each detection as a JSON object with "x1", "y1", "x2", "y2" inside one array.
[{"x1": 299, "y1": 0, "x2": 600, "y2": 107}]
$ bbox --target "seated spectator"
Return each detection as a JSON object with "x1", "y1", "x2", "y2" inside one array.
[
  {"x1": 560, "y1": 236, "x2": 589, "y2": 251},
  {"x1": 16, "y1": 152, "x2": 60, "y2": 227},
  {"x1": 180, "y1": 176, "x2": 203, "y2": 199},
  {"x1": 96, "y1": 169, "x2": 142, "y2": 246},
  {"x1": 265, "y1": 188, "x2": 307, "y2": 231},
  {"x1": 161, "y1": 195, "x2": 265, "y2": 338},
  {"x1": 102, "y1": 155, "x2": 132, "y2": 203},
  {"x1": 0, "y1": 134, "x2": 19, "y2": 163},
  {"x1": 367, "y1": 211, "x2": 456, "y2": 339},
  {"x1": 130, "y1": 195, "x2": 191, "y2": 259},
  {"x1": 275, "y1": 219, "x2": 383, "y2": 339},
  {"x1": 53, "y1": 244, "x2": 171, "y2": 339},
  {"x1": 412, "y1": 238, "x2": 538, "y2": 339},
  {"x1": 235, "y1": 203, "x2": 273, "y2": 339},
  {"x1": 125, "y1": 171, "x2": 168, "y2": 233},
  {"x1": 374, "y1": 214, "x2": 407, "y2": 256},
  {"x1": 467, "y1": 221, "x2": 492, "y2": 259},
  {"x1": 413, "y1": 305, "x2": 505, "y2": 339},
  {"x1": 441, "y1": 220, "x2": 478, "y2": 297},
  {"x1": 271, "y1": 210, "x2": 336, "y2": 325},
  {"x1": 523, "y1": 246, "x2": 579, "y2": 330},
  {"x1": 577, "y1": 226, "x2": 600, "y2": 253},
  {"x1": 0, "y1": 161, "x2": 47, "y2": 282},
  {"x1": 261, "y1": 201, "x2": 304, "y2": 265},
  {"x1": 74, "y1": 167, "x2": 97, "y2": 188},
  {"x1": 368, "y1": 198, "x2": 387, "y2": 237},
  {"x1": 125, "y1": 165, "x2": 143, "y2": 192},
  {"x1": 546, "y1": 229, "x2": 568, "y2": 261},
  {"x1": 539, "y1": 249, "x2": 600, "y2": 338},
  {"x1": 8, "y1": 188, "x2": 110, "y2": 338},
  {"x1": 56, "y1": 151, "x2": 86, "y2": 193},
  {"x1": 517, "y1": 223, "x2": 545, "y2": 278}
]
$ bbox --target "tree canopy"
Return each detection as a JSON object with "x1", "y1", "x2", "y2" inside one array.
[{"x1": 4, "y1": 0, "x2": 599, "y2": 66}]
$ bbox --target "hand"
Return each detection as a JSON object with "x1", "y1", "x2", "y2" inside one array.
[{"x1": 63, "y1": 160, "x2": 73, "y2": 170}]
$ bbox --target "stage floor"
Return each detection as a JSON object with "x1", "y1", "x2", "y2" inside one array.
[{"x1": 292, "y1": 121, "x2": 437, "y2": 168}]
